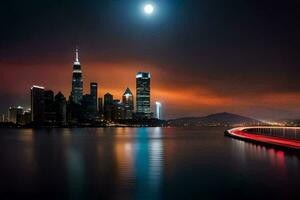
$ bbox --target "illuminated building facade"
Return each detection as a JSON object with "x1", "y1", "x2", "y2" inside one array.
[
  {"x1": 112, "y1": 100, "x2": 125, "y2": 120},
  {"x1": 155, "y1": 101, "x2": 162, "y2": 119},
  {"x1": 136, "y1": 72, "x2": 151, "y2": 118},
  {"x1": 8, "y1": 106, "x2": 23, "y2": 124},
  {"x1": 18, "y1": 109, "x2": 31, "y2": 125},
  {"x1": 71, "y1": 48, "x2": 83, "y2": 104},
  {"x1": 122, "y1": 88, "x2": 134, "y2": 119}
]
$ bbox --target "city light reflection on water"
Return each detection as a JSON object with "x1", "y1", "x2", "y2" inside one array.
[
  {"x1": 0, "y1": 127, "x2": 299, "y2": 199},
  {"x1": 230, "y1": 137, "x2": 289, "y2": 172}
]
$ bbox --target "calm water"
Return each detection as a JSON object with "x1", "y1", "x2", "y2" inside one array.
[{"x1": 0, "y1": 127, "x2": 299, "y2": 200}]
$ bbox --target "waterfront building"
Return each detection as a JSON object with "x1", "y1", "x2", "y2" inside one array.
[
  {"x1": 112, "y1": 100, "x2": 125, "y2": 121},
  {"x1": 98, "y1": 98, "x2": 103, "y2": 116},
  {"x1": 104, "y1": 93, "x2": 113, "y2": 121},
  {"x1": 44, "y1": 90, "x2": 56, "y2": 123},
  {"x1": 18, "y1": 109, "x2": 31, "y2": 125},
  {"x1": 155, "y1": 101, "x2": 162, "y2": 119},
  {"x1": 136, "y1": 72, "x2": 151, "y2": 118},
  {"x1": 0, "y1": 114, "x2": 4, "y2": 122},
  {"x1": 8, "y1": 106, "x2": 23, "y2": 124},
  {"x1": 31, "y1": 85, "x2": 45, "y2": 124},
  {"x1": 90, "y1": 82, "x2": 98, "y2": 114},
  {"x1": 55, "y1": 92, "x2": 67, "y2": 125},
  {"x1": 71, "y1": 47, "x2": 83, "y2": 104},
  {"x1": 122, "y1": 88, "x2": 134, "y2": 119},
  {"x1": 82, "y1": 94, "x2": 94, "y2": 116},
  {"x1": 66, "y1": 98, "x2": 82, "y2": 124}
]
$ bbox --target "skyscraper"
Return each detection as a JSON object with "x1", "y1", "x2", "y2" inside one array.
[
  {"x1": 90, "y1": 82, "x2": 98, "y2": 114},
  {"x1": 71, "y1": 47, "x2": 83, "y2": 104},
  {"x1": 112, "y1": 100, "x2": 125, "y2": 120},
  {"x1": 31, "y1": 85, "x2": 45, "y2": 124},
  {"x1": 155, "y1": 101, "x2": 162, "y2": 119},
  {"x1": 122, "y1": 88, "x2": 134, "y2": 119},
  {"x1": 136, "y1": 72, "x2": 151, "y2": 118},
  {"x1": 104, "y1": 93, "x2": 113, "y2": 121}
]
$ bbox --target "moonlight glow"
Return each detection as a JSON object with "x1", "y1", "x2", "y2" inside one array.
[{"x1": 144, "y1": 4, "x2": 154, "y2": 14}]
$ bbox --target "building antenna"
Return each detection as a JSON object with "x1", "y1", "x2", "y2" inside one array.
[{"x1": 75, "y1": 46, "x2": 79, "y2": 62}]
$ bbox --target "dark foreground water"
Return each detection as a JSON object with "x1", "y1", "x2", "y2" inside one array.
[{"x1": 0, "y1": 127, "x2": 299, "y2": 200}]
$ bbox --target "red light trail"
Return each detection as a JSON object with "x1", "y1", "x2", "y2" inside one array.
[{"x1": 226, "y1": 127, "x2": 300, "y2": 150}]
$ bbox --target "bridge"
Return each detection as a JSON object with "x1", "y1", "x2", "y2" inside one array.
[{"x1": 225, "y1": 127, "x2": 300, "y2": 150}]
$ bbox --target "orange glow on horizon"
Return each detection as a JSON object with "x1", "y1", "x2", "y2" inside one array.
[{"x1": 1, "y1": 60, "x2": 300, "y2": 118}]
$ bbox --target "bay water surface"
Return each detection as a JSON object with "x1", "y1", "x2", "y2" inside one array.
[{"x1": 0, "y1": 127, "x2": 299, "y2": 199}]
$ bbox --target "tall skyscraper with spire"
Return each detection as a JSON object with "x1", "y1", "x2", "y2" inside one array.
[{"x1": 71, "y1": 47, "x2": 83, "y2": 104}]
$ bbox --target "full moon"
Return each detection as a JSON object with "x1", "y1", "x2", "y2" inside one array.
[{"x1": 144, "y1": 4, "x2": 154, "y2": 14}]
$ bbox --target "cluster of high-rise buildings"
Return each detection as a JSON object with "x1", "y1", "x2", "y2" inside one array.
[{"x1": 1, "y1": 48, "x2": 163, "y2": 126}]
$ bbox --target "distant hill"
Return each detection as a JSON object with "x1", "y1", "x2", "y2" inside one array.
[{"x1": 167, "y1": 112, "x2": 264, "y2": 127}]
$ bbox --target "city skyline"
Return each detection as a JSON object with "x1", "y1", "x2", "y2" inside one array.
[
  {"x1": 1, "y1": 46, "x2": 164, "y2": 125},
  {"x1": 1, "y1": 0, "x2": 300, "y2": 120},
  {"x1": 2, "y1": 45, "x2": 299, "y2": 121},
  {"x1": 0, "y1": 1, "x2": 300, "y2": 199},
  {"x1": 2, "y1": 47, "x2": 162, "y2": 120}
]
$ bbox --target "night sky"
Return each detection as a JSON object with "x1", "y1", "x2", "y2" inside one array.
[{"x1": 1, "y1": 0, "x2": 300, "y2": 120}]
